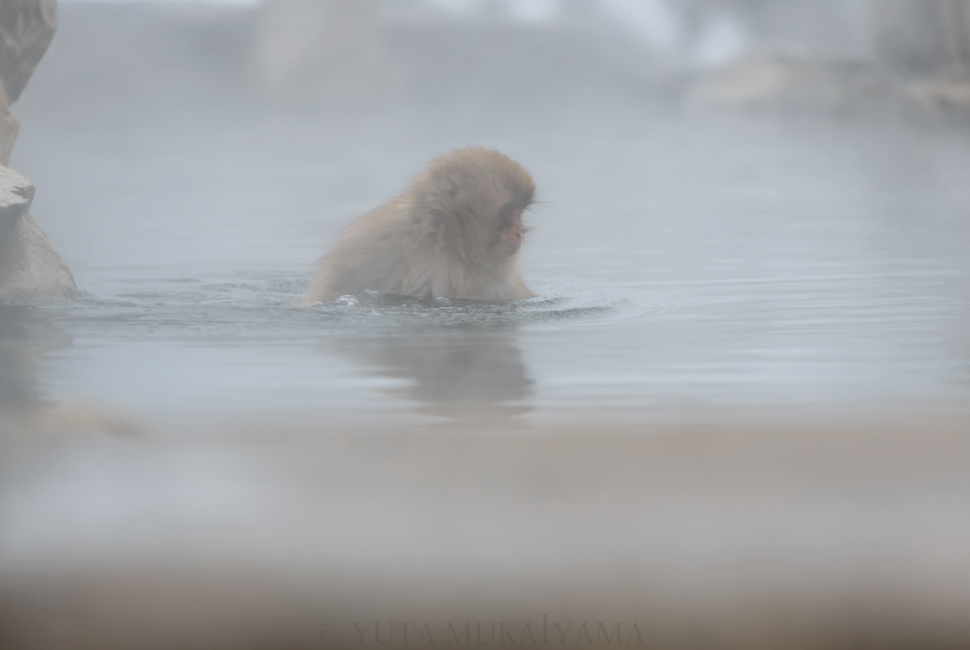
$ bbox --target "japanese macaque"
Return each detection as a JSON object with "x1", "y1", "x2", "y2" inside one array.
[{"x1": 302, "y1": 148, "x2": 536, "y2": 304}]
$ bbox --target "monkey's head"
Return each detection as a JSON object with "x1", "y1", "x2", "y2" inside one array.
[{"x1": 414, "y1": 148, "x2": 535, "y2": 265}]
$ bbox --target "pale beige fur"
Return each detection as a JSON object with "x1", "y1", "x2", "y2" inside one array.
[{"x1": 303, "y1": 148, "x2": 536, "y2": 304}]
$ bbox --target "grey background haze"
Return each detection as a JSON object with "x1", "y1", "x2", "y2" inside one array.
[{"x1": 2, "y1": 2, "x2": 970, "y2": 649}]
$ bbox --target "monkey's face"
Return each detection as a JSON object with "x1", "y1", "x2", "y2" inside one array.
[
  {"x1": 419, "y1": 147, "x2": 535, "y2": 264},
  {"x1": 495, "y1": 202, "x2": 524, "y2": 258},
  {"x1": 449, "y1": 186, "x2": 529, "y2": 262}
]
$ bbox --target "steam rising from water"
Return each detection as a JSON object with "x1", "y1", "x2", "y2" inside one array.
[{"x1": 2, "y1": 3, "x2": 970, "y2": 647}]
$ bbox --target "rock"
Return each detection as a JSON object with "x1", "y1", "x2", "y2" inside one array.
[
  {"x1": 0, "y1": 0, "x2": 57, "y2": 104},
  {"x1": 688, "y1": 3, "x2": 970, "y2": 120},
  {"x1": 904, "y1": 79, "x2": 970, "y2": 119},
  {"x1": 0, "y1": 0, "x2": 75, "y2": 303},
  {"x1": 254, "y1": 0, "x2": 400, "y2": 106},
  {"x1": 0, "y1": 165, "x2": 33, "y2": 249},
  {"x1": 866, "y1": 1, "x2": 970, "y2": 119},
  {"x1": 867, "y1": 0, "x2": 970, "y2": 80},
  {"x1": 0, "y1": 166, "x2": 77, "y2": 302},
  {"x1": 0, "y1": 109, "x2": 18, "y2": 167},
  {"x1": 0, "y1": 0, "x2": 57, "y2": 164},
  {"x1": 688, "y1": 52, "x2": 894, "y2": 114}
]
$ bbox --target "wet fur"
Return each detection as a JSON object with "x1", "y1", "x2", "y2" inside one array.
[{"x1": 303, "y1": 148, "x2": 536, "y2": 304}]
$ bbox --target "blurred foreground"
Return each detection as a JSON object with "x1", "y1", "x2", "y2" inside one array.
[{"x1": 3, "y1": 417, "x2": 970, "y2": 649}]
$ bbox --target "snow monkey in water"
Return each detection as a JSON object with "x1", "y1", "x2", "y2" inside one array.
[{"x1": 302, "y1": 148, "x2": 536, "y2": 304}]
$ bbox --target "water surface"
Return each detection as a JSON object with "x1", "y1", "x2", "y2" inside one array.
[{"x1": 9, "y1": 107, "x2": 969, "y2": 430}]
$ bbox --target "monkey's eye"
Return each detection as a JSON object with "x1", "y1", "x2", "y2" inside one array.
[{"x1": 500, "y1": 203, "x2": 518, "y2": 224}]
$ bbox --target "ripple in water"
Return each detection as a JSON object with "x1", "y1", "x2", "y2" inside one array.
[{"x1": 39, "y1": 275, "x2": 632, "y2": 343}]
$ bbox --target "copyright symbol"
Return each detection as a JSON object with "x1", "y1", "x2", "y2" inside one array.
[{"x1": 315, "y1": 623, "x2": 337, "y2": 645}]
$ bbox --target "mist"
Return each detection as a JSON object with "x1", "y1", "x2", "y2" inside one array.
[{"x1": 2, "y1": 1, "x2": 970, "y2": 648}]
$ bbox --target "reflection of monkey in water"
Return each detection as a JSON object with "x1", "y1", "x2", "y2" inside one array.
[
  {"x1": 303, "y1": 148, "x2": 536, "y2": 304},
  {"x1": 320, "y1": 330, "x2": 534, "y2": 422}
]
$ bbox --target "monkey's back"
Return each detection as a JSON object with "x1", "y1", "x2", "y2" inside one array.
[{"x1": 303, "y1": 195, "x2": 438, "y2": 303}]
